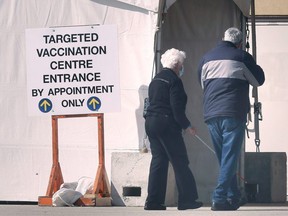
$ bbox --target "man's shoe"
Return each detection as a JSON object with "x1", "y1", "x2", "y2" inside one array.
[
  {"x1": 211, "y1": 201, "x2": 237, "y2": 211},
  {"x1": 178, "y1": 201, "x2": 203, "y2": 210},
  {"x1": 144, "y1": 202, "x2": 166, "y2": 210},
  {"x1": 228, "y1": 197, "x2": 247, "y2": 210}
]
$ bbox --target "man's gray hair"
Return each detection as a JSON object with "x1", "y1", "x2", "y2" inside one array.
[
  {"x1": 161, "y1": 48, "x2": 186, "y2": 69},
  {"x1": 223, "y1": 27, "x2": 243, "y2": 45}
]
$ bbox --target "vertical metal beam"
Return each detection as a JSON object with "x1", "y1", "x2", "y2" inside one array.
[
  {"x1": 239, "y1": 13, "x2": 247, "y2": 193},
  {"x1": 250, "y1": 0, "x2": 261, "y2": 152},
  {"x1": 251, "y1": 0, "x2": 257, "y2": 60},
  {"x1": 154, "y1": 0, "x2": 166, "y2": 76}
]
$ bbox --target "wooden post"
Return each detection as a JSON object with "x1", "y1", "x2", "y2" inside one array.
[
  {"x1": 38, "y1": 113, "x2": 111, "y2": 206},
  {"x1": 92, "y1": 113, "x2": 110, "y2": 197},
  {"x1": 46, "y1": 116, "x2": 64, "y2": 196}
]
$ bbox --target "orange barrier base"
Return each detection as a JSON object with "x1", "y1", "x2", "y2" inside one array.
[
  {"x1": 38, "y1": 114, "x2": 111, "y2": 207},
  {"x1": 38, "y1": 196, "x2": 53, "y2": 206},
  {"x1": 38, "y1": 195, "x2": 111, "y2": 207}
]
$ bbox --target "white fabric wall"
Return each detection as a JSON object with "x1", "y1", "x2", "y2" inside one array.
[
  {"x1": 246, "y1": 23, "x2": 288, "y2": 194},
  {"x1": 0, "y1": 0, "x2": 157, "y2": 201}
]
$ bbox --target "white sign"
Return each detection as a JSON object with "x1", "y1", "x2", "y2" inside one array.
[{"x1": 26, "y1": 25, "x2": 120, "y2": 116}]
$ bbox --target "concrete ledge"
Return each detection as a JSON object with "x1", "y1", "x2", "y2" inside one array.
[
  {"x1": 111, "y1": 152, "x2": 151, "y2": 206},
  {"x1": 245, "y1": 152, "x2": 287, "y2": 203},
  {"x1": 111, "y1": 152, "x2": 178, "y2": 207}
]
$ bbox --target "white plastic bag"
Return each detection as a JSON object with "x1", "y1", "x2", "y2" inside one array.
[
  {"x1": 75, "y1": 177, "x2": 94, "y2": 195},
  {"x1": 52, "y1": 177, "x2": 94, "y2": 207},
  {"x1": 52, "y1": 188, "x2": 83, "y2": 207}
]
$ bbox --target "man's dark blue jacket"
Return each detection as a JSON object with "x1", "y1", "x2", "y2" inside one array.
[{"x1": 197, "y1": 41, "x2": 265, "y2": 122}]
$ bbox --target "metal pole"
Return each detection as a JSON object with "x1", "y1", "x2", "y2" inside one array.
[
  {"x1": 250, "y1": 0, "x2": 261, "y2": 152},
  {"x1": 239, "y1": 14, "x2": 247, "y2": 194},
  {"x1": 251, "y1": 0, "x2": 257, "y2": 60},
  {"x1": 155, "y1": 0, "x2": 166, "y2": 75}
]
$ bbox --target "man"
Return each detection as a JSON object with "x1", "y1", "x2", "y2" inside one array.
[
  {"x1": 144, "y1": 48, "x2": 202, "y2": 211},
  {"x1": 197, "y1": 27, "x2": 265, "y2": 211}
]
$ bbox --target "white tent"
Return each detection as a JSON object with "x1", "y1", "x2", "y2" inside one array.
[{"x1": 0, "y1": 0, "x2": 286, "y2": 204}]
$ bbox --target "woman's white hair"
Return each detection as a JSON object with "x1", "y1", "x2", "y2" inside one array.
[
  {"x1": 223, "y1": 27, "x2": 243, "y2": 45},
  {"x1": 160, "y1": 48, "x2": 186, "y2": 69}
]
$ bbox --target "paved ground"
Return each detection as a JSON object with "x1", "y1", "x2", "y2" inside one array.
[{"x1": 1, "y1": 204, "x2": 288, "y2": 216}]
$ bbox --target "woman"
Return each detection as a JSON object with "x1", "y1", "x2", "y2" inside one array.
[{"x1": 144, "y1": 48, "x2": 202, "y2": 211}]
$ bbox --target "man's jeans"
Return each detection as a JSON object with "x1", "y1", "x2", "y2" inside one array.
[{"x1": 206, "y1": 117, "x2": 246, "y2": 203}]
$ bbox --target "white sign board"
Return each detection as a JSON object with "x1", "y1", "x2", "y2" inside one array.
[{"x1": 26, "y1": 25, "x2": 120, "y2": 116}]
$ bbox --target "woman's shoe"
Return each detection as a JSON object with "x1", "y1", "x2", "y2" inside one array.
[
  {"x1": 144, "y1": 202, "x2": 166, "y2": 210},
  {"x1": 178, "y1": 201, "x2": 203, "y2": 210}
]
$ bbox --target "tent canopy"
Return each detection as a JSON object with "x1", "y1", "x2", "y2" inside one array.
[
  {"x1": 0, "y1": 0, "x2": 287, "y2": 203},
  {"x1": 115, "y1": 0, "x2": 288, "y2": 18}
]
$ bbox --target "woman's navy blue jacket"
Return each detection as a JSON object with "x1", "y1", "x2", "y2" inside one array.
[
  {"x1": 146, "y1": 68, "x2": 191, "y2": 130},
  {"x1": 197, "y1": 41, "x2": 265, "y2": 122}
]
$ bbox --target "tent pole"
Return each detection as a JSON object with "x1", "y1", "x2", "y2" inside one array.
[
  {"x1": 251, "y1": 0, "x2": 257, "y2": 60},
  {"x1": 155, "y1": 0, "x2": 166, "y2": 75},
  {"x1": 239, "y1": 13, "x2": 247, "y2": 196},
  {"x1": 250, "y1": 0, "x2": 261, "y2": 152}
]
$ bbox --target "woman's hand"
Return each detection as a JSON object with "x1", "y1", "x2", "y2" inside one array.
[{"x1": 185, "y1": 126, "x2": 196, "y2": 136}]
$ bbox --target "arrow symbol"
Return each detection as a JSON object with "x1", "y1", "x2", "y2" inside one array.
[
  {"x1": 40, "y1": 99, "x2": 51, "y2": 111},
  {"x1": 89, "y1": 98, "x2": 99, "y2": 110}
]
